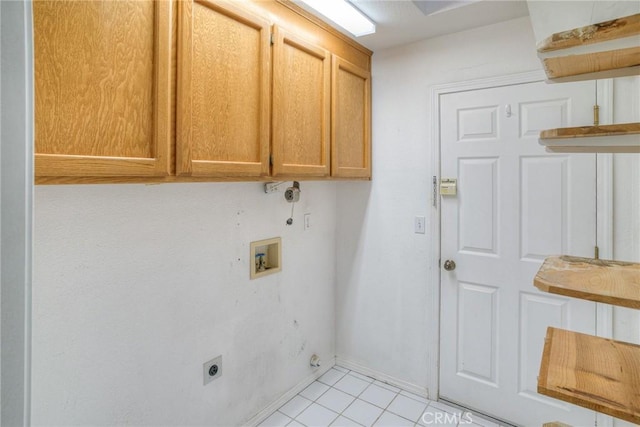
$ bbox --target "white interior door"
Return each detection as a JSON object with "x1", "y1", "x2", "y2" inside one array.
[{"x1": 439, "y1": 80, "x2": 598, "y2": 426}]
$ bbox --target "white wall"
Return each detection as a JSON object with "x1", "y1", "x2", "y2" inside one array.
[
  {"x1": 612, "y1": 77, "x2": 640, "y2": 346},
  {"x1": 335, "y1": 16, "x2": 640, "y2": 398},
  {"x1": 32, "y1": 181, "x2": 336, "y2": 426},
  {"x1": 607, "y1": 75, "x2": 640, "y2": 427},
  {"x1": 1, "y1": 0, "x2": 3, "y2": 414},
  {"x1": 612, "y1": 150, "x2": 640, "y2": 344}
]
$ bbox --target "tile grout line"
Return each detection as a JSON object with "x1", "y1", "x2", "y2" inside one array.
[
  {"x1": 337, "y1": 369, "x2": 422, "y2": 426},
  {"x1": 316, "y1": 370, "x2": 373, "y2": 426},
  {"x1": 331, "y1": 370, "x2": 404, "y2": 427},
  {"x1": 308, "y1": 369, "x2": 391, "y2": 426},
  {"x1": 278, "y1": 367, "x2": 436, "y2": 427},
  {"x1": 293, "y1": 370, "x2": 350, "y2": 427},
  {"x1": 369, "y1": 387, "x2": 409, "y2": 427},
  {"x1": 362, "y1": 380, "x2": 402, "y2": 426}
]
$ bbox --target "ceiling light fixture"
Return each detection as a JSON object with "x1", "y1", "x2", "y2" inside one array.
[
  {"x1": 412, "y1": 0, "x2": 478, "y2": 17},
  {"x1": 298, "y1": 0, "x2": 376, "y2": 37}
]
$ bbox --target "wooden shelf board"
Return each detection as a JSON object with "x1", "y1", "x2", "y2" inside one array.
[
  {"x1": 538, "y1": 327, "x2": 640, "y2": 424},
  {"x1": 544, "y1": 65, "x2": 640, "y2": 84},
  {"x1": 541, "y1": 46, "x2": 640, "y2": 80},
  {"x1": 535, "y1": 14, "x2": 640, "y2": 80},
  {"x1": 538, "y1": 14, "x2": 640, "y2": 53},
  {"x1": 540, "y1": 123, "x2": 640, "y2": 139},
  {"x1": 534, "y1": 256, "x2": 640, "y2": 309},
  {"x1": 539, "y1": 123, "x2": 640, "y2": 154}
]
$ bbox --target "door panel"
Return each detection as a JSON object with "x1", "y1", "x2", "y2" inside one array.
[
  {"x1": 457, "y1": 282, "x2": 499, "y2": 385},
  {"x1": 519, "y1": 99, "x2": 569, "y2": 137},
  {"x1": 439, "y1": 80, "x2": 598, "y2": 426},
  {"x1": 458, "y1": 158, "x2": 499, "y2": 255},
  {"x1": 457, "y1": 106, "x2": 499, "y2": 141},
  {"x1": 521, "y1": 156, "x2": 568, "y2": 259},
  {"x1": 177, "y1": 0, "x2": 271, "y2": 177}
]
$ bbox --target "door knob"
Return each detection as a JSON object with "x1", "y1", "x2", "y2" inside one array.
[{"x1": 443, "y1": 260, "x2": 456, "y2": 271}]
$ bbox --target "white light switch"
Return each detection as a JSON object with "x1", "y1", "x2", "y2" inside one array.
[
  {"x1": 304, "y1": 213, "x2": 311, "y2": 231},
  {"x1": 414, "y1": 216, "x2": 426, "y2": 234}
]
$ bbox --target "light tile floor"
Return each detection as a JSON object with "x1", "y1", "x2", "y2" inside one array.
[{"x1": 258, "y1": 366, "x2": 503, "y2": 427}]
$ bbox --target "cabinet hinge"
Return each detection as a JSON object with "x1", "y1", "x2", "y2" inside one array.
[
  {"x1": 594, "y1": 245, "x2": 600, "y2": 260},
  {"x1": 269, "y1": 154, "x2": 273, "y2": 166},
  {"x1": 270, "y1": 33, "x2": 274, "y2": 45}
]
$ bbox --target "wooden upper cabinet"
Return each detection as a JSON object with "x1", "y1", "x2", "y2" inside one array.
[
  {"x1": 177, "y1": 0, "x2": 271, "y2": 177},
  {"x1": 33, "y1": 0, "x2": 371, "y2": 183},
  {"x1": 331, "y1": 55, "x2": 371, "y2": 178},
  {"x1": 33, "y1": 0, "x2": 172, "y2": 177},
  {"x1": 272, "y1": 25, "x2": 331, "y2": 178}
]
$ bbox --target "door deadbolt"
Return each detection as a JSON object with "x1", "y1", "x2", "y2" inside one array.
[{"x1": 443, "y1": 260, "x2": 456, "y2": 271}]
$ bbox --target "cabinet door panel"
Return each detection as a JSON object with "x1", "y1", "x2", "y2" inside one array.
[
  {"x1": 272, "y1": 26, "x2": 330, "y2": 177},
  {"x1": 177, "y1": 0, "x2": 270, "y2": 177},
  {"x1": 34, "y1": 0, "x2": 171, "y2": 177},
  {"x1": 331, "y1": 56, "x2": 371, "y2": 178}
]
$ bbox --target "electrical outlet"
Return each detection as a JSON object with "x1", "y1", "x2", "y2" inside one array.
[
  {"x1": 414, "y1": 216, "x2": 426, "y2": 234},
  {"x1": 203, "y1": 355, "x2": 222, "y2": 385}
]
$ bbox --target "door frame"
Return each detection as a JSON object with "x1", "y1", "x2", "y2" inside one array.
[
  {"x1": 427, "y1": 71, "x2": 613, "y2": 421},
  {"x1": 1, "y1": 0, "x2": 34, "y2": 425}
]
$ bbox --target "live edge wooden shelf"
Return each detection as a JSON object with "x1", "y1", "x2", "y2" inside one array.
[
  {"x1": 539, "y1": 327, "x2": 640, "y2": 424},
  {"x1": 535, "y1": 256, "x2": 640, "y2": 424},
  {"x1": 537, "y1": 13, "x2": 640, "y2": 82},
  {"x1": 539, "y1": 123, "x2": 640, "y2": 154},
  {"x1": 535, "y1": 13, "x2": 640, "y2": 154},
  {"x1": 533, "y1": 13, "x2": 640, "y2": 424},
  {"x1": 534, "y1": 255, "x2": 640, "y2": 309}
]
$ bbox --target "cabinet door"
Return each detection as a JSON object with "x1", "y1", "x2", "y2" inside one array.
[
  {"x1": 331, "y1": 56, "x2": 371, "y2": 178},
  {"x1": 34, "y1": 0, "x2": 172, "y2": 177},
  {"x1": 177, "y1": 0, "x2": 271, "y2": 177},
  {"x1": 272, "y1": 26, "x2": 331, "y2": 177}
]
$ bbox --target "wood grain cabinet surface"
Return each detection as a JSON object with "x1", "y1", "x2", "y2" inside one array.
[
  {"x1": 34, "y1": 0, "x2": 372, "y2": 184},
  {"x1": 331, "y1": 55, "x2": 371, "y2": 178},
  {"x1": 34, "y1": 0, "x2": 172, "y2": 178},
  {"x1": 177, "y1": 0, "x2": 271, "y2": 177},
  {"x1": 272, "y1": 25, "x2": 331, "y2": 178}
]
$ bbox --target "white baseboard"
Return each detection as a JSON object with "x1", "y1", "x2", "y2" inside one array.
[
  {"x1": 335, "y1": 356, "x2": 430, "y2": 400},
  {"x1": 244, "y1": 358, "x2": 336, "y2": 427}
]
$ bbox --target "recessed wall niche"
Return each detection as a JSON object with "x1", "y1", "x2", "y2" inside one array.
[{"x1": 250, "y1": 237, "x2": 282, "y2": 279}]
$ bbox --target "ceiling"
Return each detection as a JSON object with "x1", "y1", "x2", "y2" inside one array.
[{"x1": 298, "y1": 0, "x2": 531, "y2": 52}]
